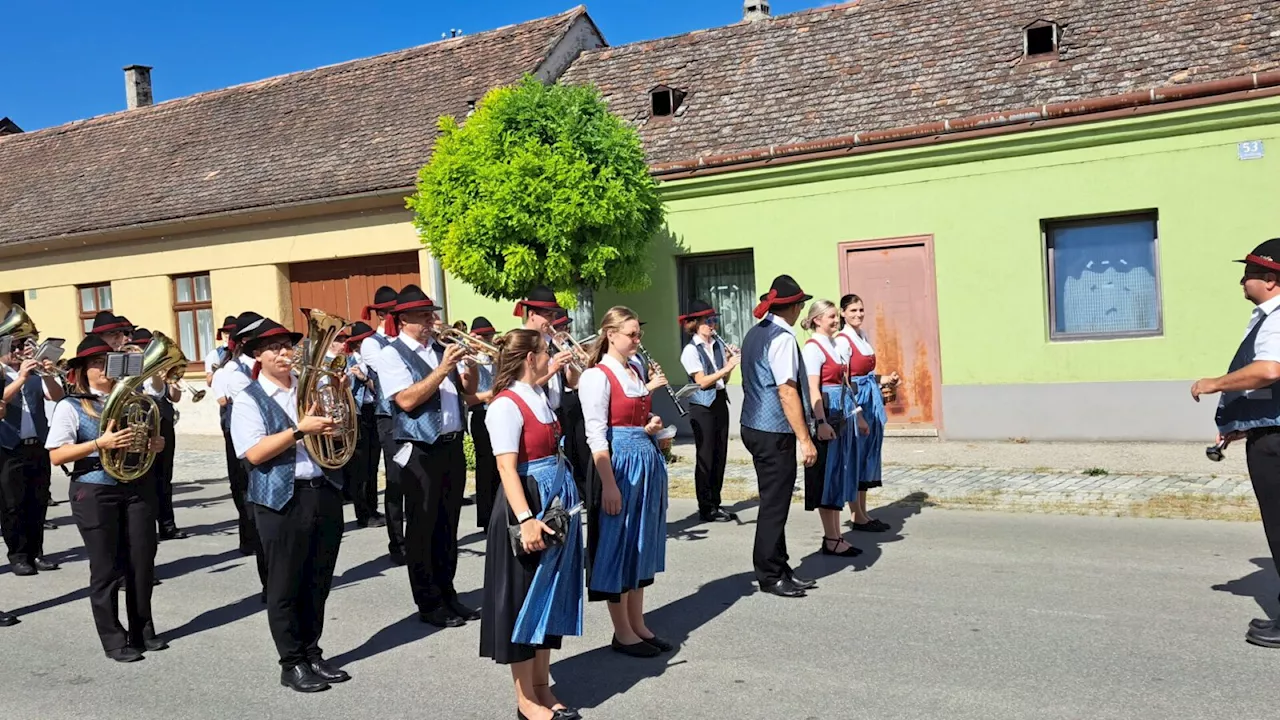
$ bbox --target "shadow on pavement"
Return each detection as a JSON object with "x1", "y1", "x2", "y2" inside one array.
[
  {"x1": 328, "y1": 588, "x2": 482, "y2": 667},
  {"x1": 1213, "y1": 557, "x2": 1279, "y2": 619},
  {"x1": 793, "y1": 491, "x2": 929, "y2": 584},
  {"x1": 552, "y1": 571, "x2": 756, "y2": 710}
]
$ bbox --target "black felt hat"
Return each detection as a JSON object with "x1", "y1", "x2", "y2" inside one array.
[
  {"x1": 68, "y1": 334, "x2": 113, "y2": 364},
  {"x1": 131, "y1": 328, "x2": 153, "y2": 346},
  {"x1": 1235, "y1": 239, "x2": 1280, "y2": 272},
  {"x1": 239, "y1": 318, "x2": 302, "y2": 356},
  {"x1": 679, "y1": 300, "x2": 717, "y2": 323},
  {"x1": 90, "y1": 311, "x2": 133, "y2": 334},
  {"x1": 362, "y1": 285, "x2": 400, "y2": 320},
  {"x1": 513, "y1": 285, "x2": 564, "y2": 317},
  {"x1": 346, "y1": 321, "x2": 375, "y2": 344},
  {"x1": 471, "y1": 316, "x2": 496, "y2": 336},
  {"x1": 552, "y1": 311, "x2": 572, "y2": 329},
  {"x1": 217, "y1": 315, "x2": 237, "y2": 339},
  {"x1": 391, "y1": 285, "x2": 442, "y2": 314},
  {"x1": 753, "y1": 275, "x2": 813, "y2": 319}
]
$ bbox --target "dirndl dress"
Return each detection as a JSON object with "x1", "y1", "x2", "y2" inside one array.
[
  {"x1": 803, "y1": 383, "x2": 858, "y2": 510},
  {"x1": 852, "y1": 374, "x2": 887, "y2": 488},
  {"x1": 586, "y1": 426, "x2": 669, "y2": 602}
]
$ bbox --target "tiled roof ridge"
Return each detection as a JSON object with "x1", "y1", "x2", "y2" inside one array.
[
  {"x1": 572, "y1": 0, "x2": 860, "y2": 62},
  {"x1": 0, "y1": 5, "x2": 586, "y2": 145}
]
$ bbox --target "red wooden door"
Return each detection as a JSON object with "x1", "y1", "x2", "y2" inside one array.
[
  {"x1": 839, "y1": 237, "x2": 943, "y2": 431},
  {"x1": 288, "y1": 252, "x2": 422, "y2": 332}
]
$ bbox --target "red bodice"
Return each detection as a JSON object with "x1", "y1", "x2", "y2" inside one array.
[
  {"x1": 806, "y1": 338, "x2": 848, "y2": 385},
  {"x1": 841, "y1": 332, "x2": 877, "y2": 376},
  {"x1": 597, "y1": 364, "x2": 651, "y2": 427},
  {"x1": 494, "y1": 390, "x2": 560, "y2": 464}
]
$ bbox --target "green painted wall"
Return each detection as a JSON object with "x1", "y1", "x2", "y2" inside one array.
[{"x1": 448, "y1": 96, "x2": 1280, "y2": 386}]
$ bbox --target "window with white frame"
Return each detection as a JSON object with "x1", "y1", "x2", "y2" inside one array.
[
  {"x1": 173, "y1": 274, "x2": 214, "y2": 363},
  {"x1": 78, "y1": 283, "x2": 112, "y2": 334},
  {"x1": 1045, "y1": 212, "x2": 1162, "y2": 340}
]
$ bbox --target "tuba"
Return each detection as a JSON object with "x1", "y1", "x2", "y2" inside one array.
[
  {"x1": 296, "y1": 309, "x2": 358, "y2": 470},
  {"x1": 0, "y1": 304, "x2": 37, "y2": 343},
  {"x1": 99, "y1": 331, "x2": 187, "y2": 482}
]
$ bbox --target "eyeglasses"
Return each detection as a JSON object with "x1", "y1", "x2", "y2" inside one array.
[
  {"x1": 260, "y1": 341, "x2": 295, "y2": 355},
  {"x1": 617, "y1": 330, "x2": 644, "y2": 340}
]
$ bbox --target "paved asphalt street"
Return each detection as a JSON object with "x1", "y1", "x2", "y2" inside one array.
[{"x1": 2, "y1": 448, "x2": 1278, "y2": 720}]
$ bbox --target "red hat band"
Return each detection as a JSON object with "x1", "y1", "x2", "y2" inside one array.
[{"x1": 753, "y1": 290, "x2": 808, "y2": 319}]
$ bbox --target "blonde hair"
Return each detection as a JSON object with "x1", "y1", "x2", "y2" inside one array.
[
  {"x1": 589, "y1": 306, "x2": 640, "y2": 366},
  {"x1": 800, "y1": 299, "x2": 837, "y2": 331}
]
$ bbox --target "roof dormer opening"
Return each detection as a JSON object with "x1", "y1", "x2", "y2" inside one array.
[
  {"x1": 1023, "y1": 20, "x2": 1060, "y2": 59},
  {"x1": 649, "y1": 85, "x2": 685, "y2": 118}
]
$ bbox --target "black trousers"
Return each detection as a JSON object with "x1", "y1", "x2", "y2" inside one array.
[
  {"x1": 254, "y1": 483, "x2": 344, "y2": 668},
  {"x1": 556, "y1": 390, "x2": 594, "y2": 508},
  {"x1": 401, "y1": 435, "x2": 466, "y2": 611},
  {"x1": 221, "y1": 408, "x2": 267, "y2": 588},
  {"x1": 348, "y1": 404, "x2": 380, "y2": 524},
  {"x1": 154, "y1": 416, "x2": 178, "y2": 531},
  {"x1": 69, "y1": 479, "x2": 158, "y2": 653},
  {"x1": 1247, "y1": 429, "x2": 1280, "y2": 586},
  {"x1": 470, "y1": 406, "x2": 498, "y2": 530},
  {"x1": 689, "y1": 391, "x2": 730, "y2": 515},
  {"x1": 376, "y1": 414, "x2": 406, "y2": 557},
  {"x1": 742, "y1": 427, "x2": 796, "y2": 587},
  {"x1": 0, "y1": 442, "x2": 51, "y2": 564}
]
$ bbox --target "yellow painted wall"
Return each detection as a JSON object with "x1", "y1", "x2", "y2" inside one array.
[
  {"x1": 210, "y1": 265, "x2": 292, "y2": 328},
  {"x1": 25, "y1": 286, "x2": 79, "y2": 345},
  {"x1": 113, "y1": 276, "x2": 176, "y2": 339}
]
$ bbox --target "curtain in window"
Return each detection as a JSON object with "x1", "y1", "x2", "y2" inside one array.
[
  {"x1": 1051, "y1": 217, "x2": 1159, "y2": 336},
  {"x1": 680, "y1": 254, "x2": 756, "y2": 346}
]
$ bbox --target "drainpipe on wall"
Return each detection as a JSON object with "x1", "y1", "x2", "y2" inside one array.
[{"x1": 430, "y1": 255, "x2": 448, "y2": 321}]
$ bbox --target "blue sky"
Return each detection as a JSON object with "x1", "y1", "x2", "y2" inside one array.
[{"x1": 2, "y1": 1, "x2": 819, "y2": 132}]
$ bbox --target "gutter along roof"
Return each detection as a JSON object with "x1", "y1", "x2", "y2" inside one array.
[
  {"x1": 564, "y1": 0, "x2": 1280, "y2": 174},
  {"x1": 0, "y1": 7, "x2": 588, "y2": 248}
]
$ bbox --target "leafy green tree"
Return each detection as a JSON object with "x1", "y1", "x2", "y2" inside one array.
[{"x1": 407, "y1": 75, "x2": 664, "y2": 306}]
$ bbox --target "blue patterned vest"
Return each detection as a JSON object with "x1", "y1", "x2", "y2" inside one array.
[
  {"x1": 367, "y1": 334, "x2": 394, "y2": 417},
  {"x1": 66, "y1": 398, "x2": 112, "y2": 485},
  {"x1": 686, "y1": 340, "x2": 725, "y2": 408},
  {"x1": 239, "y1": 381, "x2": 342, "y2": 511},
  {"x1": 389, "y1": 338, "x2": 464, "y2": 444},
  {"x1": 740, "y1": 318, "x2": 811, "y2": 434},
  {"x1": 1216, "y1": 309, "x2": 1280, "y2": 434},
  {"x1": 0, "y1": 371, "x2": 49, "y2": 450}
]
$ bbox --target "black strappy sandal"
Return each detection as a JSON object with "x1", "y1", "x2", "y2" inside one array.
[{"x1": 820, "y1": 537, "x2": 862, "y2": 557}]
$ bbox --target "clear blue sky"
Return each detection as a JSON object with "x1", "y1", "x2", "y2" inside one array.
[{"x1": 2, "y1": 0, "x2": 818, "y2": 132}]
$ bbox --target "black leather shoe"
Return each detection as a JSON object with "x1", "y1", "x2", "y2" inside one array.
[
  {"x1": 0, "y1": 609, "x2": 19, "y2": 627},
  {"x1": 33, "y1": 558, "x2": 60, "y2": 571},
  {"x1": 307, "y1": 658, "x2": 351, "y2": 683},
  {"x1": 461, "y1": 496, "x2": 475, "y2": 506},
  {"x1": 358, "y1": 516, "x2": 387, "y2": 529},
  {"x1": 42, "y1": 520, "x2": 57, "y2": 530},
  {"x1": 159, "y1": 527, "x2": 189, "y2": 541},
  {"x1": 143, "y1": 637, "x2": 169, "y2": 652},
  {"x1": 820, "y1": 537, "x2": 862, "y2": 557},
  {"x1": 699, "y1": 508, "x2": 735, "y2": 522},
  {"x1": 760, "y1": 579, "x2": 807, "y2": 598},
  {"x1": 1246, "y1": 622, "x2": 1280, "y2": 648},
  {"x1": 10, "y1": 561, "x2": 36, "y2": 576},
  {"x1": 1250, "y1": 617, "x2": 1276, "y2": 631},
  {"x1": 238, "y1": 546, "x2": 256, "y2": 557},
  {"x1": 446, "y1": 598, "x2": 481, "y2": 621},
  {"x1": 106, "y1": 647, "x2": 145, "y2": 663},
  {"x1": 518, "y1": 709, "x2": 581, "y2": 720},
  {"x1": 787, "y1": 573, "x2": 818, "y2": 591},
  {"x1": 640, "y1": 634, "x2": 675, "y2": 652},
  {"x1": 388, "y1": 553, "x2": 407, "y2": 566},
  {"x1": 850, "y1": 520, "x2": 889, "y2": 533},
  {"x1": 611, "y1": 635, "x2": 661, "y2": 657},
  {"x1": 280, "y1": 664, "x2": 330, "y2": 693},
  {"x1": 419, "y1": 607, "x2": 466, "y2": 628}
]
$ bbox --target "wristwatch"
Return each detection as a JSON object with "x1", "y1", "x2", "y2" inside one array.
[
  {"x1": 292, "y1": 428, "x2": 305, "y2": 442},
  {"x1": 515, "y1": 509, "x2": 535, "y2": 524}
]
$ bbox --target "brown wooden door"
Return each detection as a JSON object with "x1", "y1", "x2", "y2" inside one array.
[
  {"x1": 288, "y1": 252, "x2": 421, "y2": 331},
  {"x1": 839, "y1": 237, "x2": 943, "y2": 432}
]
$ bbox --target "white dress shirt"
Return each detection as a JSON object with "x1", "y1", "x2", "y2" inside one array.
[
  {"x1": 1246, "y1": 295, "x2": 1280, "y2": 363},
  {"x1": 230, "y1": 376, "x2": 322, "y2": 479},
  {"x1": 763, "y1": 313, "x2": 800, "y2": 385},
  {"x1": 680, "y1": 335, "x2": 726, "y2": 390},
  {"x1": 485, "y1": 382, "x2": 557, "y2": 456},
  {"x1": 802, "y1": 333, "x2": 849, "y2": 380},
  {"x1": 45, "y1": 389, "x2": 108, "y2": 454},
  {"x1": 370, "y1": 333, "x2": 463, "y2": 434},
  {"x1": 4, "y1": 366, "x2": 52, "y2": 438},
  {"x1": 580, "y1": 354, "x2": 650, "y2": 454},
  {"x1": 346, "y1": 349, "x2": 374, "y2": 405},
  {"x1": 211, "y1": 355, "x2": 254, "y2": 402},
  {"x1": 203, "y1": 346, "x2": 227, "y2": 375}
]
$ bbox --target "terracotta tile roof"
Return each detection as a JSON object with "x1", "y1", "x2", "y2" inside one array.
[
  {"x1": 0, "y1": 7, "x2": 588, "y2": 246},
  {"x1": 561, "y1": 0, "x2": 1280, "y2": 167}
]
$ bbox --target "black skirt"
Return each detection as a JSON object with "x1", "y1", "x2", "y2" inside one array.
[
  {"x1": 478, "y1": 472, "x2": 563, "y2": 664},
  {"x1": 470, "y1": 406, "x2": 499, "y2": 529}
]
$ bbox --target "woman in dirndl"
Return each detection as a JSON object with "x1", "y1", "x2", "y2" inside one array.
[
  {"x1": 800, "y1": 300, "x2": 866, "y2": 557},
  {"x1": 836, "y1": 294, "x2": 900, "y2": 532},
  {"x1": 479, "y1": 328, "x2": 584, "y2": 720},
  {"x1": 581, "y1": 306, "x2": 671, "y2": 659}
]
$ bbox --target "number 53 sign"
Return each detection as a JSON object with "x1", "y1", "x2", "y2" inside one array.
[{"x1": 1238, "y1": 141, "x2": 1265, "y2": 160}]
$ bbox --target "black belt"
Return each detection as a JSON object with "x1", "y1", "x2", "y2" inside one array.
[
  {"x1": 18, "y1": 437, "x2": 41, "y2": 446},
  {"x1": 294, "y1": 476, "x2": 329, "y2": 489},
  {"x1": 410, "y1": 432, "x2": 462, "y2": 446}
]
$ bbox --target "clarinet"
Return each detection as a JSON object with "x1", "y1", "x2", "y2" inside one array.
[{"x1": 636, "y1": 342, "x2": 688, "y2": 417}]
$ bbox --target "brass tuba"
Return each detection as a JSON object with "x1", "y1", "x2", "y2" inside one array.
[
  {"x1": 0, "y1": 304, "x2": 37, "y2": 343},
  {"x1": 296, "y1": 309, "x2": 358, "y2": 470},
  {"x1": 99, "y1": 331, "x2": 187, "y2": 482}
]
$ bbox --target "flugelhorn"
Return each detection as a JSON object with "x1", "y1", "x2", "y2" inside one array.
[
  {"x1": 99, "y1": 331, "x2": 187, "y2": 481},
  {"x1": 552, "y1": 331, "x2": 598, "y2": 372},
  {"x1": 636, "y1": 342, "x2": 689, "y2": 417},
  {"x1": 296, "y1": 309, "x2": 358, "y2": 470},
  {"x1": 439, "y1": 327, "x2": 500, "y2": 362}
]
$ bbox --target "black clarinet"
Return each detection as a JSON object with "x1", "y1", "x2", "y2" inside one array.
[{"x1": 637, "y1": 342, "x2": 688, "y2": 417}]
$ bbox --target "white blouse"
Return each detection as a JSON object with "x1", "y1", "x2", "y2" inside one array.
[
  {"x1": 837, "y1": 326, "x2": 875, "y2": 357},
  {"x1": 801, "y1": 333, "x2": 849, "y2": 379},
  {"x1": 45, "y1": 388, "x2": 108, "y2": 455},
  {"x1": 580, "y1": 354, "x2": 649, "y2": 454},
  {"x1": 485, "y1": 382, "x2": 557, "y2": 456},
  {"x1": 680, "y1": 335, "x2": 725, "y2": 390}
]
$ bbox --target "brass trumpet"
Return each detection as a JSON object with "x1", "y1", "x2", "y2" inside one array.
[
  {"x1": 551, "y1": 331, "x2": 598, "y2": 372},
  {"x1": 170, "y1": 379, "x2": 207, "y2": 402},
  {"x1": 439, "y1": 328, "x2": 500, "y2": 361}
]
